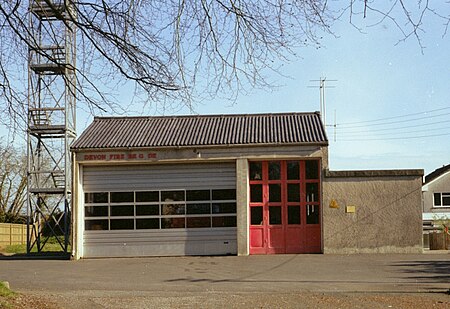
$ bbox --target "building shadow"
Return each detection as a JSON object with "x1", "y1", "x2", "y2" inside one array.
[
  {"x1": 390, "y1": 260, "x2": 450, "y2": 284},
  {"x1": 0, "y1": 252, "x2": 70, "y2": 260}
]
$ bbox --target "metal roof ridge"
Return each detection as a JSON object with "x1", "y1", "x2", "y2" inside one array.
[{"x1": 92, "y1": 111, "x2": 322, "y2": 120}]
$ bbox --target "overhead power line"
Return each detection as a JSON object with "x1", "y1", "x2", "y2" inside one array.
[
  {"x1": 336, "y1": 106, "x2": 450, "y2": 127},
  {"x1": 327, "y1": 106, "x2": 450, "y2": 142},
  {"x1": 338, "y1": 131, "x2": 450, "y2": 142},
  {"x1": 334, "y1": 124, "x2": 450, "y2": 138},
  {"x1": 330, "y1": 119, "x2": 450, "y2": 134},
  {"x1": 335, "y1": 111, "x2": 450, "y2": 129}
]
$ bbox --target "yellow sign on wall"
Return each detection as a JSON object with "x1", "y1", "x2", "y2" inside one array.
[
  {"x1": 346, "y1": 205, "x2": 356, "y2": 213},
  {"x1": 329, "y1": 199, "x2": 339, "y2": 209}
]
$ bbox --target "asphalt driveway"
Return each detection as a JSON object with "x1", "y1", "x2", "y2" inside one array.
[{"x1": 1, "y1": 253, "x2": 449, "y2": 308}]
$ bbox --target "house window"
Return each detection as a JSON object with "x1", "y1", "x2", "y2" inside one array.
[{"x1": 433, "y1": 192, "x2": 450, "y2": 207}]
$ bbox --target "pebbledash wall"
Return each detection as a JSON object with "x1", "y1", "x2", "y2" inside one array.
[
  {"x1": 70, "y1": 113, "x2": 424, "y2": 259},
  {"x1": 323, "y1": 170, "x2": 423, "y2": 253}
]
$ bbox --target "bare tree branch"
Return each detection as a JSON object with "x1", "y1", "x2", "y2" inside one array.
[
  {"x1": 0, "y1": 0, "x2": 336, "y2": 125},
  {"x1": 0, "y1": 144, "x2": 27, "y2": 223},
  {"x1": 0, "y1": 0, "x2": 448, "y2": 134}
]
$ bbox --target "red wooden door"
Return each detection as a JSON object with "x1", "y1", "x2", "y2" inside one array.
[
  {"x1": 249, "y1": 160, "x2": 321, "y2": 254},
  {"x1": 249, "y1": 161, "x2": 277, "y2": 254},
  {"x1": 286, "y1": 160, "x2": 322, "y2": 253}
]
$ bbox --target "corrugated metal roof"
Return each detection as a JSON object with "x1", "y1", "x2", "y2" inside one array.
[{"x1": 71, "y1": 112, "x2": 328, "y2": 150}]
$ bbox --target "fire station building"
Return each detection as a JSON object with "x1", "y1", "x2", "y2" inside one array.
[{"x1": 71, "y1": 112, "x2": 423, "y2": 259}]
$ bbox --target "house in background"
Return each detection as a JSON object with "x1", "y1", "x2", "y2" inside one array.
[
  {"x1": 423, "y1": 164, "x2": 450, "y2": 219},
  {"x1": 422, "y1": 164, "x2": 450, "y2": 248}
]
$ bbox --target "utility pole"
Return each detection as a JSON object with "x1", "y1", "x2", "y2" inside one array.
[
  {"x1": 308, "y1": 77, "x2": 337, "y2": 126},
  {"x1": 27, "y1": 0, "x2": 77, "y2": 254},
  {"x1": 333, "y1": 109, "x2": 337, "y2": 142}
]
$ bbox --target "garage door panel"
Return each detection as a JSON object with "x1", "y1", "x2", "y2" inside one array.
[
  {"x1": 83, "y1": 163, "x2": 236, "y2": 191},
  {"x1": 84, "y1": 229, "x2": 237, "y2": 257},
  {"x1": 84, "y1": 241, "x2": 237, "y2": 258},
  {"x1": 84, "y1": 228, "x2": 237, "y2": 243},
  {"x1": 82, "y1": 163, "x2": 237, "y2": 257}
]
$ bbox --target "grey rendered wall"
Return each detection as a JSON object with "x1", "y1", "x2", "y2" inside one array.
[
  {"x1": 236, "y1": 158, "x2": 249, "y2": 256},
  {"x1": 322, "y1": 170, "x2": 424, "y2": 253},
  {"x1": 423, "y1": 172, "x2": 450, "y2": 214}
]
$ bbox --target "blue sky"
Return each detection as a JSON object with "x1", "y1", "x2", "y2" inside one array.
[
  {"x1": 3, "y1": 4, "x2": 448, "y2": 176},
  {"x1": 137, "y1": 5, "x2": 448, "y2": 176}
]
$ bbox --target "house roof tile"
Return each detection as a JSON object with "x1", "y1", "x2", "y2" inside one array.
[{"x1": 424, "y1": 164, "x2": 450, "y2": 184}]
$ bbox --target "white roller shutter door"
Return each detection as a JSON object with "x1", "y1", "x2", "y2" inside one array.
[{"x1": 82, "y1": 162, "x2": 237, "y2": 258}]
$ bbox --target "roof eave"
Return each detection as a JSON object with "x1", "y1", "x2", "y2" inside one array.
[
  {"x1": 71, "y1": 141, "x2": 329, "y2": 152},
  {"x1": 423, "y1": 170, "x2": 450, "y2": 191}
]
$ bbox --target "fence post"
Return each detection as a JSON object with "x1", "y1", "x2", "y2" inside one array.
[{"x1": 10, "y1": 224, "x2": 12, "y2": 246}]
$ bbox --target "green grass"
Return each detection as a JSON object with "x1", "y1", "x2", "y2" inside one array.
[
  {"x1": 0, "y1": 282, "x2": 14, "y2": 298},
  {"x1": 3, "y1": 243, "x2": 26, "y2": 254},
  {"x1": 2, "y1": 237, "x2": 71, "y2": 254},
  {"x1": 0, "y1": 282, "x2": 15, "y2": 309}
]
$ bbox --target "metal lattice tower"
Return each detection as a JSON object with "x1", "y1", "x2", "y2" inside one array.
[{"x1": 27, "y1": 0, "x2": 76, "y2": 254}]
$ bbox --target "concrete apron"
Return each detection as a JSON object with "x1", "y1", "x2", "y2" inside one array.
[{"x1": 0, "y1": 253, "x2": 449, "y2": 295}]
